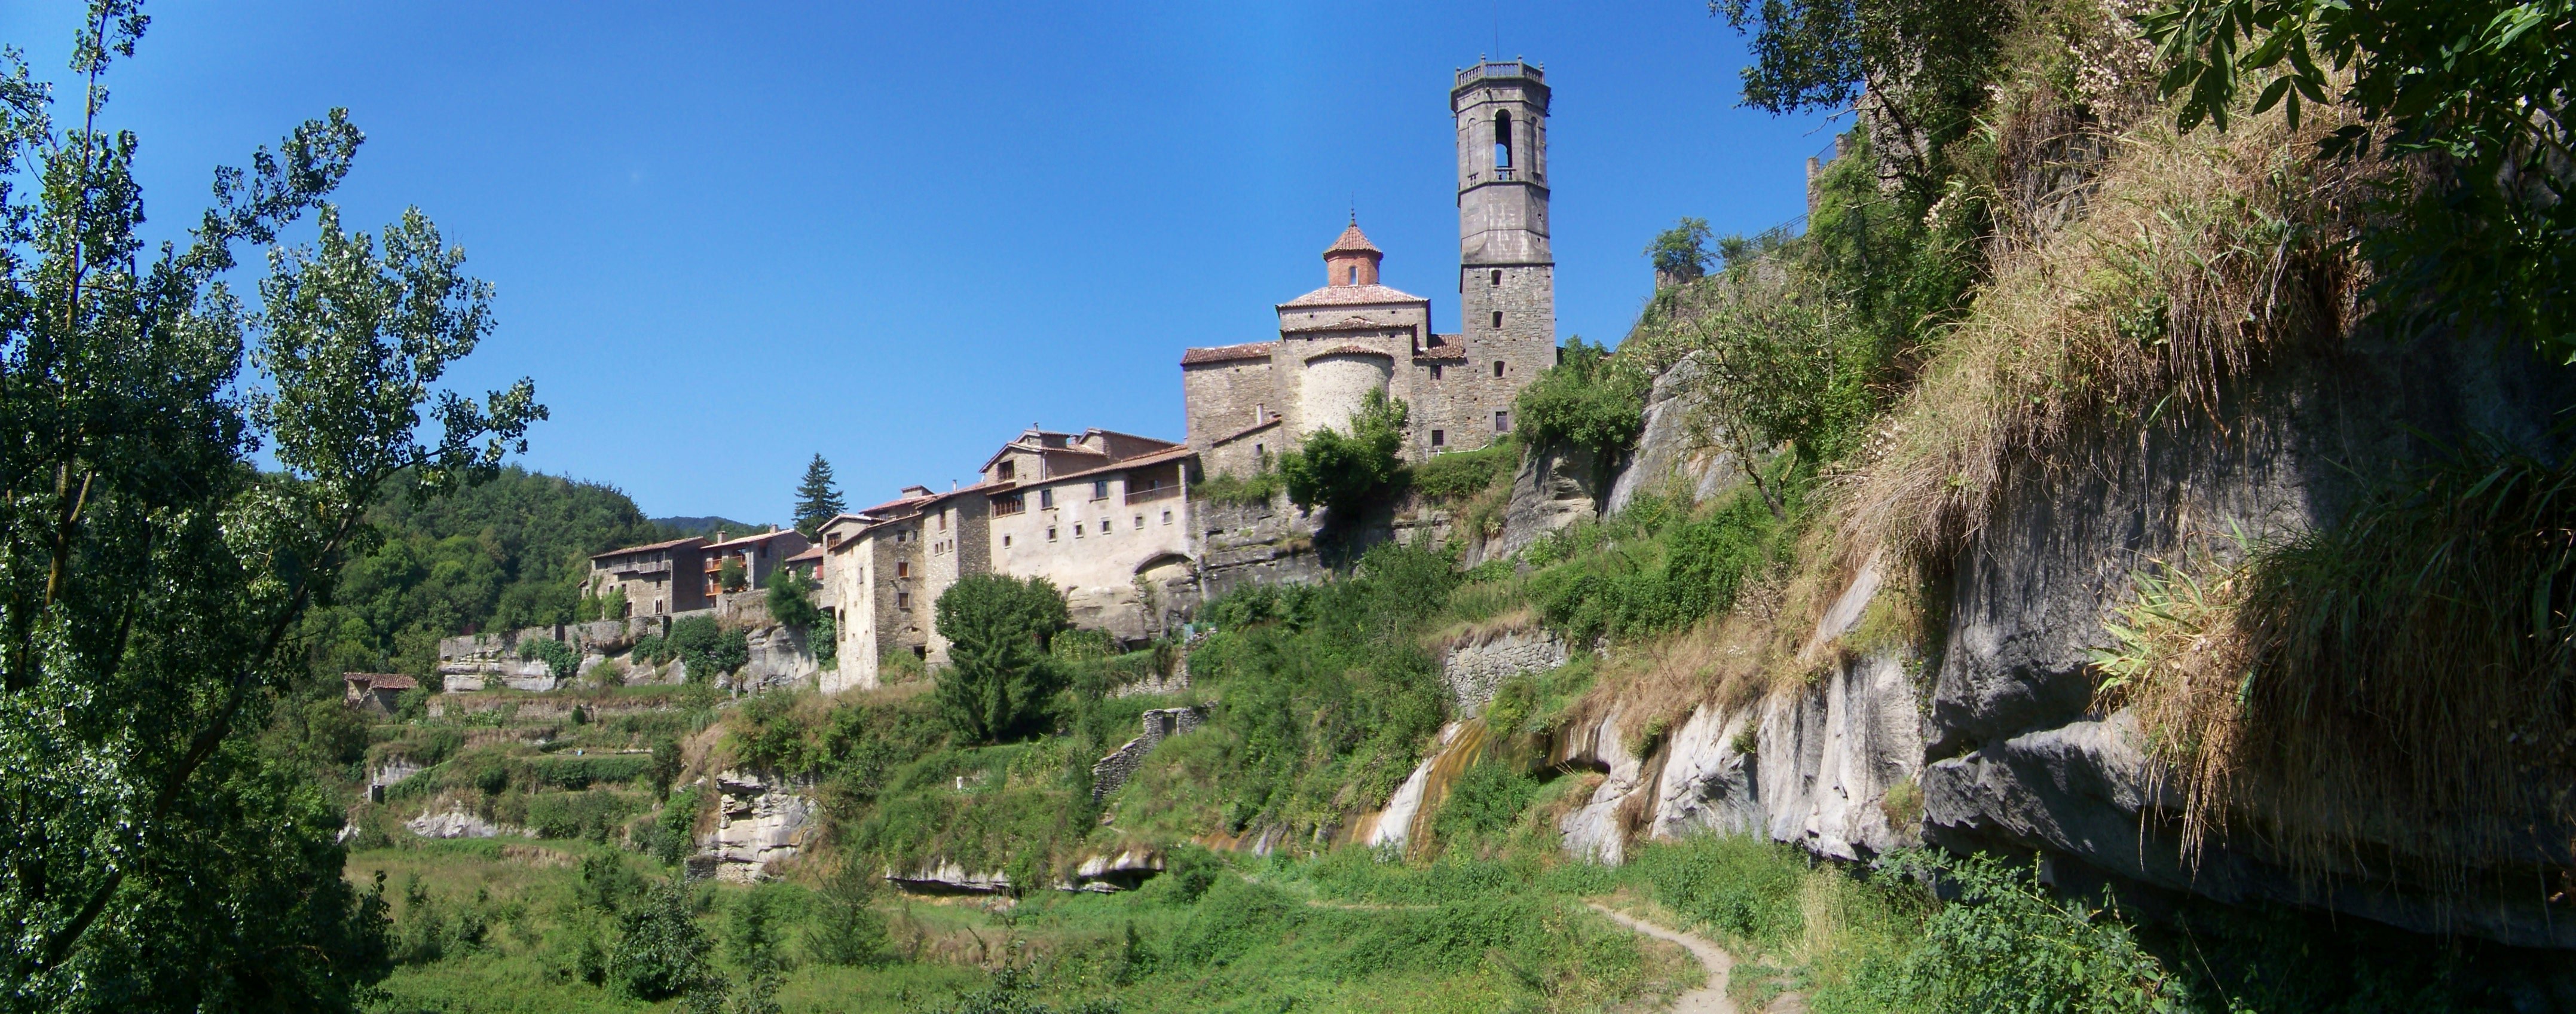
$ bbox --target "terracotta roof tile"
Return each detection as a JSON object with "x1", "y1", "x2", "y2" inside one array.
[
  {"x1": 1282, "y1": 314, "x2": 1407, "y2": 333},
  {"x1": 1305, "y1": 344, "x2": 1394, "y2": 361},
  {"x1": 591, "y1": 536, "x2": 706, "y2": 560},
  {"x1": 1323, "y1": 222, "x2": 1381, "y2": 256},
  {"x1": 1180, "y1": 341, "x2": 1275, "y2": 365},
  {"x1": 1416, "y1": 345, "x2": 1469, "y2": 361},
  {"x1": 344, "y1": 671, "x2": 417, "y2": 690},
  {"x1": 1278, "y1": 283, "x2": 1427, "y2": 309}
]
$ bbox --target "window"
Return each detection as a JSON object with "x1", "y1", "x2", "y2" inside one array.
[
  {"x1": 1495, "y1": 410, "x2": 1512, "y2": 432},
  {"x1": 1430, "y1": 364, "x2": 1443, "y2": 380},
  {"x1": 1494, "y1": 359, "x2": 1506, "y2": 378},
  {"x1": 1253, "y1": 403, "x2": 1265, "y2": 424},
  {"x1": 1073, "y1": 523, "x2": 1084, "y2": 537},
  {"x1": 938, "y1": 511, "x2": 948, "y2": 530},
  {"x1": 1491, "y1": 311, "x2": 1503, "y2": 329},
  {"x1": 998, "y1": 461, "x2": 1015, "y2": 481},
  {"x1": 1431, "y1": 429, "x2": 1446, "y2": 447},
  {"x1": 1003, "y1": 535, "x2": 1012, "y2": 547},
  {"x1": 1039, "y1": 488, "x2": 1054, "y2": 508},
  {"x1": 1093, "y1": 479, "x2": 1108, "y2": 500},
  {"x1": 896, "y1": 562, "x2": 910, "y2": 578},
  {"x1": 1348, "y1": 265, "x2": 1359, "y2": 285},
  {"x1": 1100, "y1": 517, "x2": 1111, "y2": 532},
  {"x1": 1253, "y1": 442, "x2": 1264, "y2": 457},
  {"x1": 1134, "y1": 515, "x2": 1144, "y2": 529},
  {"x1": 1494, "y1": 109, "x2": 1513, "y2": 168},
  {"x1": 1047, "y1": 526, "x2": 1058, "y2": 542},
  {"x1": 913, "y1": 645, "x2": 926, "y2": 659},
  {"x1": 897, "y1": 591, "x2": 910, "y2": 610},
  {"x1": 1161, "y1": 510, "x2": 1173, "y2": 524},
  {"x1": 1491, "y1": 269, "x2": 1502, "y2": 286}
]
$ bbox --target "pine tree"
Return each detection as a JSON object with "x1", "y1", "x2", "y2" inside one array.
[{"x1": 793, "y1": 454, "x2": 845, "y2": 539}]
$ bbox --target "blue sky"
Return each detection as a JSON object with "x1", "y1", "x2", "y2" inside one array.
[{"x1": 2, "y1": 1, "x2": 1835, "y2": 523}]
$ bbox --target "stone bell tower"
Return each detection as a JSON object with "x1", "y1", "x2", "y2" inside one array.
[{"x1": 1452, "y1": 59, "x2": 1556, "y2": 410}]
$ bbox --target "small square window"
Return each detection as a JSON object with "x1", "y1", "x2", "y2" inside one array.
[
  {"x1": 1491, "y1": 311, "x2": 1503, "y2": 328},
  {"x1": 896, "y1": 562, "x2": 909, "y2": 578},
  {"x1": 897, "y1": 591, "x2": 910, "y2": 609},
  {"x1": 1494, "y1": 410, "x2": 1512, "y2": 432},
  {"x1": 1003, "y1": 535, "x2": 1012, "y2": 547},
  {"x1": 1494, "y1": 360, "x2": 1506, "y2": 378},
  {"x1": 1491, "y1": 269, "x2": 1502, "y2": 286},
  {"x1": 998, "y1": 461, "x2": 1015, "y2": 481},
  {"x1": 1161, "y1": 510, "x2": 1172, "y2": 524},
  {"x1": 1101, "y1": 517, "x2": 1112, "y2": 532},
  {"x1": 1074, "y1": 523, "x2": 1084, "y2": 537},
  {"x1": 1430, "y1": 364, "x2": 1443, "y2": 380},
  {"x1": 1093, "y1": 479, "x2": 1108, "y2": 500},
  {"x1": 1039, "y1": 488, "x2": 1054, "y2": 508},
  {"x1": 1431, "y1": 429, "x2": 1446, "y2": 447},
  {"x1": 1047, "y1": 527, "x2": 1058, "y2": 542}
]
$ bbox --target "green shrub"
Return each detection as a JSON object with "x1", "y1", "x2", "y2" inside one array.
[
  {"x1": 1193, "y1": 465, "x2": 1284, "y2": 507},
  {"x1": 1629, "y1": 834, "x2": 1809, "y2": 949},
  {"x1": 1528, "y1": 487, "x2": 1788, "y2": 643},
  {"x1": 933, "y1": 573, "x2": 1070, "y2": 743},
  {"x1": 524, "y1": 790, "x2": 643, "y2": 841},
  {"x1": 1881, "y1": 851, "x2": 2182, "y2": 1013},
  {"x1": 516, "y1": 637, "x2": 580, "y2": 682},
  {"x1": 1513, "y1": 337, "x2": 1647, "y2": 468},
  {"x1": 1430, "y1": 760, "x2": 1537, "y2": 846},
  {"x1": 767, "y1": 568, "x2": 823, "y2": 630},
  {"x1": 805, "y1": 864, "x2": 889, "y2": 967},
  {"x1": 667, "y1": 615, "x2": 747, "y2": 680},
  {"x1": 1278, "y1": 389, "x2": 1409, "y2": 517},
  {"x1": 1411, "y1": 441, "x2": 1515, "y2": 501},
  {"x1": 717, "y1": 557, "x2": 747, "y2": 592},
  {"x1": 608, "y1": 880, "x2": 718, "y2": 1001}
]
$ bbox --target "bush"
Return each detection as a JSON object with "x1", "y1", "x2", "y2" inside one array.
[
  {"x1": 1629, "y1": 834, "x2": 1809, "y2": 949},
  {"x1": 524, "y1": 790, "x2": 644, "y2": 841},
  {"x1": 608, "y1": 880, "x2": 718, "y2": 1001},
  {"x1": 1528, "y1": 488, "x2": 1787, "y2": 643},
  {"x1": 1430, "y1": 760, "x2": 1537, "y2": 847},
  {"x1": 1411, "y1": 441, "x2": 1515, "y2": 501},
  {"x1": 668, "y1": 615, "x2": 747, "y2": 680},
  {"x1": 517, "y1": 637, "x2": 580, "y2": 682},
  {"x1": 805, "y1": 864, "x2": 889, "y2": 967},
  {"x1": 1193, "y1": 464, "x2": 1284, "y2": 507},
  {"x1": 717, "y1": 557, "x2": 747, "y2": 593},
  {"x1": 1884, "y1": 851, "x2": 2181, "y2": 1013},
  {"x1": 1513, "y1": 337, "x2": 1647, "y2": 468},
  {"x1": 932, "y1": 573, "x2": 1070, "y2": 743},
  {"x1": 767, "y1": 569, "x2": 822, "y2": 630},
  {"x1": 1278, "y1": 389, "x2": 1408, "y2": 517}
]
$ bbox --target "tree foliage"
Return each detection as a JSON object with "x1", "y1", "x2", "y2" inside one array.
[
  {"x1": 932, "y1": 573, "x2": 1069, "y2": 743},
  {"x1": 1712, "y1": 0, "x2": 2014, "y2": 198},
  {"x1": 1278, "y1": 389, "x2": 1409, "y2": 517},
  {"x1": 766, "y1": 566, "x2": 822, "y2": 630},
  {"x1": 2144, "y1": 0, "x2": 2576, "y2": 361},
  {"x1": 792, "y1": 453, "x2": 844, "y2": 539},
  {"x1": 1645, "y1": 216, "x2": 1715, "y2": 283},
  {"x1": 1513, "y1": 337, "x2": 1648, "y2": 469},
  {"x1": 0, "y1": 5, "x2": 540, "y2": 1007}
]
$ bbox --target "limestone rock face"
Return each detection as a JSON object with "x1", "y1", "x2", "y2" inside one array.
[
  {"x1": 407, "y1": 805, "x2": 520, "y2": 839},
  {"x1": 705, "y1": 771, "x2": 813, "y2": 882},
  {"x1": 1365, "y1": 721, "x2": 1465, "y2": 850},
  {"x1": 885, "y1": 862, "x2": 1012, "y2": 894},
  {"x1": 734, "y1": 626, "x2": 818, "y2": 692},
  {"x1": 1555, "y1": 708, "x2": 1647, "y2": 865},
  {"x1": 1602, "y1": 352, "x2": 1742, "y2": 517},
  {"x1": 1468, "y1": 444, "x2": 1599, "y2": 566},
  {"x1": 1065, "y1": 848, "x2": 1165, "y2": 892}
]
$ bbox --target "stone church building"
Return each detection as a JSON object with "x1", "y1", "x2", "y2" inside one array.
[{"x1": 1183, "y1": 59, "x2": 1558, "y2": 478}]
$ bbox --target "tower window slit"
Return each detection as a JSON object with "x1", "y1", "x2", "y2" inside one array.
[
  {"x1": 1492, "y1": 311, "x2": 1503, "y2": 329},
  {"x1": 1494, "y1": 110, "x2": 1512, "y2": 169}
]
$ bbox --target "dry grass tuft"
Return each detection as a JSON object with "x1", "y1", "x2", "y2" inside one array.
[
  {"x1": 1839, "y1": 98, "x2": 2374, "y2": 572},
  {"x1": 2094, "y1": 444, "x2": 2576, "y2": 907}
]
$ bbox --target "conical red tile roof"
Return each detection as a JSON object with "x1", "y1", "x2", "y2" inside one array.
[{"x1": 1323, "y1": 222, "x2": 1381, "y2": 256}]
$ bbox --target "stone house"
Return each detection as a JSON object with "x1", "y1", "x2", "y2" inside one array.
[
  {"x1": 589, "y1": 536, "x2": 709, "y2": 616},
  {"x1": 1182, "y1": 60, "x2": 1558, "y2": 479},
  {"x1": 343, "y1": 671, "x2": 417, "y2": 716},
  {"x1": 701, "y1": 528, "x2": 810, "y2": 598},
  {"x1": 782, "y1": 544, "x2": 822, "y2": 581},
  {"x1": 821, "y1": 427, "x2": 1195, "y2": 693}
]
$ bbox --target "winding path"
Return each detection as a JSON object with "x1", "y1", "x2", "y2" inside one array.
[{"x1": 1586, "y1": 902, "x2": 1738, "y2": 1014}]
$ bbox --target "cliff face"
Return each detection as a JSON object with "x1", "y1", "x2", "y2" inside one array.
[{"x1": 1570, "y1": 326, "x2": 2576, "y2": 948}]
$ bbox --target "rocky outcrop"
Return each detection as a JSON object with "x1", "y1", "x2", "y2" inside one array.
[
  {"x1": 704, "y1": 771, "x2": 813, "y2": 882},
  {"x1": 1064, "y1": 848, "x2": 1165, "y2": 892},
  {"x1": 885, "y1": 862, "x2": 1013, "y2": 894},
  {"x1": 1439, "y1": 628, "x2": 1567, "y2": 714},
  {"x1": 1467, "y1": 445, "x2": 1600, "y2": 566},
  {"x1": 1194, "y1": 498, "x2": 1327, "y2": 602},
  {"x1": 1602, "y1": 352, "x2": 1742, "y2": 517},
  {"x1": 1361, "y1": 720, "x2": 1485, "y2": 851},
  {"x1": 732, "y1": 626, "x2": 818, "y2": 692},
  {"x1": 366, "y1": 758, "x2": 423, "y2": 803},
  {"x1": 1091, "y1": 707, "x2": 1205, "y2": 802},
  {"x1": 1913, "y1": 331, "x2": 2576, "y2": 948},
  {"x1": 407, "y1": 805, "x2": 523, "y2": 839},
  {"x1": 438, "y1": 618, "x2": 656, "y2": 691}
]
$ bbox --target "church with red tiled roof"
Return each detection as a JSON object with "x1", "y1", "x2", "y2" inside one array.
[{"x1": 1180, "y1": 59, "x2": 1559, "y2": 479}]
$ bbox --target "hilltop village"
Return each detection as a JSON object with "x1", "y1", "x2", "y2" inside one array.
[{"x1": 556, "y1": 59, "x2": 1562, "y2": 692}]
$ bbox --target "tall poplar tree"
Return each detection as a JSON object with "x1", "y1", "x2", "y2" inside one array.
[
  {"x1": 793, "y1": 453, "x2": 845, "y2": 538},
  {"x1": 0, "y1": 4, "x2": 541, "y2": 1009}
]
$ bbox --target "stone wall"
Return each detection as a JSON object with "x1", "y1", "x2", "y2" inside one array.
[
  {"x1": 1090, "y1": 707, "x2": 1205, "y2": 802},
  {"x1": 1438, "y1": 628, "x2": 1567, "y2": 714}
]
